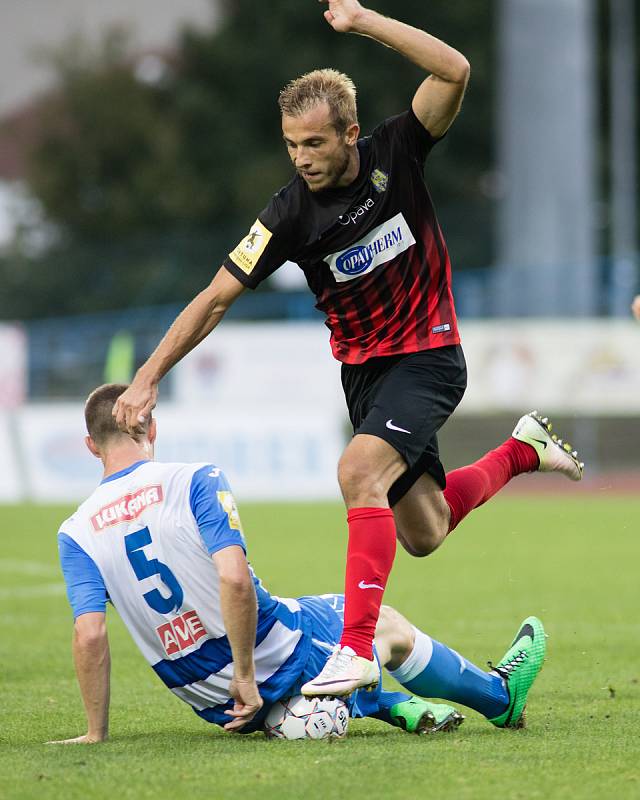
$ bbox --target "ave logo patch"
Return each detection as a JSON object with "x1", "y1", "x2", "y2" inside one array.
[
  {"x1": 156, "y1": 610, "x2": 208, "y2": 656},
  {"x1": 228, "y1": 219, "x2": 272, "y2": 275}
]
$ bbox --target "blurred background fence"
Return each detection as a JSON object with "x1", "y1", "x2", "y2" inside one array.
[{"x1": 0, "y1": 0, "x2": 637, "y2": 501}]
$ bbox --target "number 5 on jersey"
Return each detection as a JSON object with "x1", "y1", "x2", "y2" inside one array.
[{"x1": 124, "y1": 526, "x2": 184, "y2": 614}]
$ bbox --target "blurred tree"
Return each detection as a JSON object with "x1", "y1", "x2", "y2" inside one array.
[
  {"x1": 174, "y1": 0, "x2": 496, "y2": 238},
  {"x1": 25, "y1": 28, "x2": 194, "y2": 239},
  {"x1": 2, "y1": 1, "x2": 496, "y2": 318}
]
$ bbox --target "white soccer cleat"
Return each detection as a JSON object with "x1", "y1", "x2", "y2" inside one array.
[
  {"x1": 512, "y1": 411, "x2": 584, "y2": 482},
  {"x1": 301, "y1": 645, "x2": 379, "y2": 697}
]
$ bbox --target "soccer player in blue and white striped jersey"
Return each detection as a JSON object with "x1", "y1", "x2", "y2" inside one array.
[{"x1": 51, "y1": 384, "x2": 545, "y2": 743}]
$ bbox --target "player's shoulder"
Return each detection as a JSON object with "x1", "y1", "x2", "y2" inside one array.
[
  {"x1": 154, "y1": 460, "x2": 231, "y2": 490},
  {"x1": 59, "y1": 485, "x2": 106, "y2": 537},
  {"x1": 368, "y1": 108, "x2": 440, "y2": 170},
  {"x1": 185, "y1": 462, "x2": 231, "y2": 491},
  {"x1": 167, "y1": 460, "x2": 225, "y2": 477},
  {"x1": 267, "y1": 174, "x2": 308, "y2": 220},
  {"x1": 373, "y1": 108, "x2": 437, "y2": 141},
  {"x1": 57, "y1": 461, "x2": 220, "y2": 530},
  {"x1": 129, "y1": 459, "x2": 217, "y2": 479},
  {"x1": 370, "y1": 109, "x2": 414, "y2": 138},
  {"x1": 58, "y1": 510, "x2": 79, "y2": 538}
]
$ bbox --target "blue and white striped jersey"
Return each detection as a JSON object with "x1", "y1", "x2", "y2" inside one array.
[{"x1": 58, "y1": 460, "x2": 311, "y2": 726}]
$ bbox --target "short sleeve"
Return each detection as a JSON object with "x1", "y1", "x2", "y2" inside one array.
[
  {"x1": 223, "y1": 191, "x2": 297, "y2": 290},
  {"x1": 58, "y1": 532, "x2": 108, "y2": 618},
  {"x1": 378, "y1": 109, "x2": 442, "y2": 166},
  {"x1": 189, "y1": 465, "x2": 247, "y2": 555}
]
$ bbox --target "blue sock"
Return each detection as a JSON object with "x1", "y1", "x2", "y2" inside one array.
[
  {"x1": 367, "y1": 690, "x2": 412, "y2": 726},
  {"x1": 388, "y1": 628, "x2": 509, "y2": 719}
]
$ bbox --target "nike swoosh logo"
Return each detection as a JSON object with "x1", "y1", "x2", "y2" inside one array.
[
  {"x1": 386, "y1": 419, "x2": 411, "y2": 434},
  {"x1": 531, "y1": 438, "x2": 548, "y2": 449},
  {"x1": 358, "y1": 580, "x2": 384, "y2": 591}
]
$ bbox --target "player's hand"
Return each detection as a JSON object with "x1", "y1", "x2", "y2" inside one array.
[
  {"x1": 112, "y1": 378, "x2": 157, "y2": 435},
  {"x1": 320, "y1": 0, "x2": 366, "y2": 34},
  {"x1": 631, "y1": 295, "x2": 640, "y2": 321},
  {"x1": 46, "y1": 733, "x2": 106, "y2": 745},
  {"x1": 223, "y1": 678, "x2": 263, "y2": 732}
]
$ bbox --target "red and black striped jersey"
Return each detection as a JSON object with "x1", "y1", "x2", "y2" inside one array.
[{"x1": 223, "y1": 108, "x2": 460, "y2": 365}]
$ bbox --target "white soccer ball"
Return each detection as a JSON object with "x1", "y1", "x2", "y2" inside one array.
[{"x1": 264, "y1": 695, "x2": 349, "y2": 740}]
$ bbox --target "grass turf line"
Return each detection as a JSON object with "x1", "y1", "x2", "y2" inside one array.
[{"x1": 1, "y1": 498, "x2": 639, "y2": 800}]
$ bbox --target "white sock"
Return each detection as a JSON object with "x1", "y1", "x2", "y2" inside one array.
[{"x1": 387, "y1": 627, "x2": 433, "y2": 684}]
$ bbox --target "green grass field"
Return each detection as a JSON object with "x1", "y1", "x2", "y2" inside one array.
[{"x1": 2, "y1": 497, "x2": 639, "y2": 800}]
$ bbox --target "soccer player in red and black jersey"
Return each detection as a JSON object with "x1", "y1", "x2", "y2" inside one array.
[{"x1": 115, "y1": 0, "x2": 583, "y2": 696}]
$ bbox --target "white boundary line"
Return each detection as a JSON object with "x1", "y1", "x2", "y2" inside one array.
[
  {"x1": 0, "y1": 582, "x2": 65, "y2": 599},
  {"x1": 0, "y1": 558, "x2": 59, "y2": 577},
  {"x1": 0, "y1": 558, "x2": 65, "y2": 599}
]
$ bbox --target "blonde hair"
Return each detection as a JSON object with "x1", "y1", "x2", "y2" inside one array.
[{"x1": 278, "y1": 68, "x2": 358, "y2": 134}]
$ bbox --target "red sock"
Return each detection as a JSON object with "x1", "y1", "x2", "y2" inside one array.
[
  {"x1": 443, "y1": 438, "x2": 538, "y2": 534},
  {"x1": 339, "y1": 507, "x2": 397, "y2": 660}
]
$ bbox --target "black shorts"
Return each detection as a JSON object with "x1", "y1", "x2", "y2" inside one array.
[{"x1": 341, "y1": 346, "x2": 467, "y2": 506}]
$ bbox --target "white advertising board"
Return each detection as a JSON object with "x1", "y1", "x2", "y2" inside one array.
[
  {"x1": 176, "y1": 318, "x2": 640, "y2": 416},
  {"x1": 16, "y1": 403, "x2": 345, "y2": 503},
  {"x1": 459, "y1": 320, "x2": 640, "y2": 415},
  {"x1": 0, "y1": 323, "x2": 26, "y2": 408},
  {"x1": 153, "y1": 406, "x2": 344, "y2": 501},
  {"x1": 16, "y1": 405, "x2": 103, "y2": 502},
  {"x1": 174, "y1": 321, "x2": 344, "y2": 413},
  {"x1": 0, "y1": 413, "x2": 22, "y2": 501},
  {"x1": 8, "y1": 319, "x2": 640, "y2": 505}
]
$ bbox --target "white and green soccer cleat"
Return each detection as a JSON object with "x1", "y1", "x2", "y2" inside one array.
[{"x1": 512, "y1": 411, "x2": 584, "y2": 481}]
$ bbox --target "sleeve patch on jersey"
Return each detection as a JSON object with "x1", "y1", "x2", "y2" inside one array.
[
  {"x1": 216, "y1": 490, "x2": 242, "y2": 531},
  {"x1": 228, "y1": 219, "x2": 273, "y2": 275}
]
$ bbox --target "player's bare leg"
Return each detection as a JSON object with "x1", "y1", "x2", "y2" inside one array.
[
  {"x1": 303, "y1": 413, "x2": 583, "y2": 697},
  {"x1": 372, "y1": 604, "x2": 416, "y2": 668},
  {"x1": 337, "y1": 434, "x2": 406, "y2": 508},
  {"x1": 373, "y1": 605, "x2": 544, "y2": 731},
  {"x1": 302, "y1": 435, "x2": 405, "y2": 696},
  {"x1": 393, "y1": 473, "x2": 450, "y2": 557},
  {"x1": 371, "y1": 605, "x2": 464, "y2": 733}
]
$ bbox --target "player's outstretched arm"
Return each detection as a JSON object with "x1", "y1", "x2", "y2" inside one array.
[
  {"x1": 321, "y1": 0, "x2": 470, "y2": 138},
  {"x1": 213, "y1": 546, "x2": 263, "y2": 732},
  {"x1": 631, "y1": 295, "x2": 640, "y2": 321},
  {"x1": 47, "y1": 612, "x2": 110, "y2": 744},
  {"x1": 113, "y1": 266, "x2": 246, "y2": 434}
]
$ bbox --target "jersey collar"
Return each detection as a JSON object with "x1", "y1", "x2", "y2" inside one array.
[{"x1": 100, "y1": 460, "x2": 149, "y2": 484}]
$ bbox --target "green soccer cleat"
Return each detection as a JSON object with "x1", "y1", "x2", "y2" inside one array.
[
  {"x1": 390, "y1": 697, "x2": 465, "y2": 735},
  {"x1": 488, "y1": 616, "x2": 546, "y2": 729},
  {"x1": 512, "y1": 411, "x2": 584, "y2": 481}
]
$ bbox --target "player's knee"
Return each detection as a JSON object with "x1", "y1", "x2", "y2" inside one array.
[
  {"x1": 337, "y1": 453, "x2": 387, "y2": 506},
  {"x1": 376, "y1": 605, "x2": 414, "y2": 667},
  {"x1": 396, "y1": 525, "x2": 444, "y2": 558}
]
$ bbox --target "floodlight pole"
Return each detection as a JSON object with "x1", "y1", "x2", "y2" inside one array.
[
  {"x1": 609, "y1": 0, "x2": 638, "y2": 315},
  {"x1": 496, "y1": 0, "x2": 597, "y2": 317}
]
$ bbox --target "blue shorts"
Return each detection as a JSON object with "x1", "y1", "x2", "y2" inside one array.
[
  {"x1": 235, "y1": 593, "x2": 383, "y2": 733},
  {"x1": 294, "y1": 594, "x2": 383, "y2": 719}
]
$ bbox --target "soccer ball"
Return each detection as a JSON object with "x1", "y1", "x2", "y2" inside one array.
[{"x1": 264, "y1": 695, "x2": 349, "y2": 740}]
